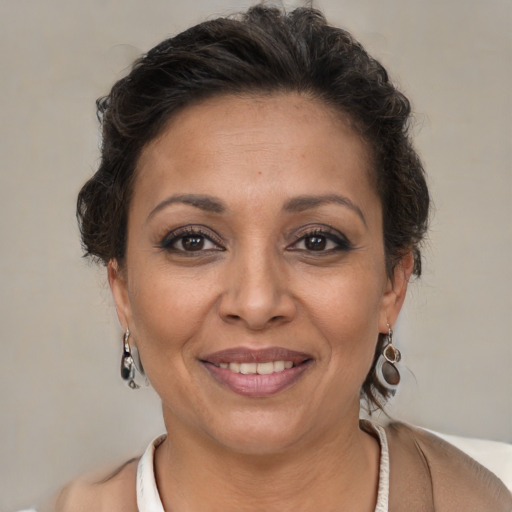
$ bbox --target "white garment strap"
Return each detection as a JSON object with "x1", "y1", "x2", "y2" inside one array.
[
  {"x1": 370, "y1": 423, "x2": 390, "y2": 512},
  {"x1": 137, "y1": 435, "x2": 166, "y2": 512}
]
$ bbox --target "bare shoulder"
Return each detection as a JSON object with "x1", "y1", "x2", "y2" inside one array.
[{"x1": 41, "y1": 458, "x2": 139, "y2": 512}]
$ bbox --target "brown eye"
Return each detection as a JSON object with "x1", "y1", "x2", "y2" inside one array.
[
  {"x1": 305, "y1": 235, "x2": 327, "y2": 251},
  {"x1": 288, "y1": 228, "x2": 352, "y2": 254},
  {"x1": 160, "y1": 227, "x2": 223, "y2": 253},
  {"x1": 181, "y1": 235, "x2": 205, "y2": 251}
]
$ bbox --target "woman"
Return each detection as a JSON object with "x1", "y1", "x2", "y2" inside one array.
[{"x1": 36, "y1": 5, "x2": 511, "y2": 511}]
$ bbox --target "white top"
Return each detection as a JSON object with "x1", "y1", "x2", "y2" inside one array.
[{"x1": 136, "y1": 422, "x2": 390, "y2": 512}]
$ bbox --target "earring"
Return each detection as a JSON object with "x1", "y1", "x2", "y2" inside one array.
[
  {"x1": 375, "y1": 323, "x2": 401, "y2": 392},
  {"x1": 121, "y1": 329, "x2": 142, "y2": 389}
]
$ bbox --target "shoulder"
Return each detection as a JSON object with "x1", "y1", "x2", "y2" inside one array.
[
  {"x1": 385, "y1": 422, "x2": 512, "y2": 511},
  {"x1": 43, "y1": 458, "x2": 139, "y2": 512}
]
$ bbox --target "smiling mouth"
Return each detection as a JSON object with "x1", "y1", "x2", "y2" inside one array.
[
  {"x1": 200, "y1": 347, "x2": 313, "y2": 397},
  {"x1": 215, "y1": 360, "x2": 294, "y2": 374}
]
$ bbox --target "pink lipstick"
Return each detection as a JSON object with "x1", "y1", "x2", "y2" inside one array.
[{"x1": 200, "y1": 347, "x2": 313, "y2": 397}]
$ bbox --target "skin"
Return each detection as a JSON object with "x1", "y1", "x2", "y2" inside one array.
[{"x1": 107, "y1": 93, "x2": 413, "y2": 511}]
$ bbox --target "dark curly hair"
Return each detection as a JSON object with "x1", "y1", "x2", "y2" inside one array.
[{"x1": 77, "y1": 5, "x2": 430, "y2": 409}]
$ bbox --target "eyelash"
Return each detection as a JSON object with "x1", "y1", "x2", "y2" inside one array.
[
  {"x1": 288, "y1": 227, "x2": 352, "y2": 253},
  {"x1": 158, "y1": 226, "x2": 224, "y2": 254},
  {"x1": 159, "y1": 225, "x2": 352, "y2": 256}
]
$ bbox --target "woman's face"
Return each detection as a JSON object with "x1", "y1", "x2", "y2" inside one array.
[{"x1": 110, "y1": 93, "x2": 410, "y2": 454}]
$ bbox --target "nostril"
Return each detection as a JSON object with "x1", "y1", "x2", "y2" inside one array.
[{"x1": 218, "y1": 288, "x2": 296, "y2": 330}]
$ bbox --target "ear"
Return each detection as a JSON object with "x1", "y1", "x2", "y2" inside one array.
[
  {"x1": 378, "y1": 251, "x2": 414, "y2": 332},
  {"x1": 108, "y1": 259, "x2": 133, "y2": 331}
]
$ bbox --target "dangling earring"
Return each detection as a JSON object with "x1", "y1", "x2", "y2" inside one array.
[
  {"x1": 375, "y1": 323, "x2": 401, "y2": 392},
  {"x1": 121, "y1": 328, "x2": 144, "y2": 389}
]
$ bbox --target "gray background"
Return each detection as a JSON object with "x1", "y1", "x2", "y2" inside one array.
[{"x1": 1, "y1": 0, "x2": 511, "y2": 509}]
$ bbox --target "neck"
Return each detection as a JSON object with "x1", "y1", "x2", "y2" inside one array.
[{"x1": 154, "y1": 410, "x2": 380, "y2": 512}]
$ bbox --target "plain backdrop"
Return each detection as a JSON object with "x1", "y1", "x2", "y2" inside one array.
[{"x1": 1, "y1": 0, "x2": 511, "y2": 509}]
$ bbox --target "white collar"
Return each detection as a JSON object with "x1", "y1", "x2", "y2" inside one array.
[
  {"x1": 137, "y1": 434, "x2": 166, "y2": 512},
  {"x1": 136, "y1": 423, "x2": 389, "y2": 512}
]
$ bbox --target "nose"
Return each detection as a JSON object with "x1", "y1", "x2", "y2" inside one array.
[{"x1": 218, "y1": 247, "x2": 296, "y2": 331}]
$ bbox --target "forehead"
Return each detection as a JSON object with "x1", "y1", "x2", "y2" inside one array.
[{"x1": 134, "y1": 93, "x2": 379, "y2": 218}]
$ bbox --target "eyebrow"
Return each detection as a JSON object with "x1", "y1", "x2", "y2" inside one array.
[
  {"x1": 146, "y1": 192, "x2": 366, "y2": 226},
  {"x1": 147, "y1": 194, "x2": 226, "y2": 222},
  {"x1": 283, "y1": 194, "x2": 367, "y2": 226}
]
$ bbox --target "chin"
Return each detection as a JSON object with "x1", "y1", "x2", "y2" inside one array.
[{"x1": 207, "y1": 410, "x2": 312, "y2": 456}]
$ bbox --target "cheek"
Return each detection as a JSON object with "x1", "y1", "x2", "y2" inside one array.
[
  {"x1": 127, "y1": 263, "x2": 218, "y2": 356},
  {"x1": 126, "y1": 277, "x2": 200, "y2": 399},
  {"x1": 303, "y1": 267, "x2": 384, "y2": 373}
]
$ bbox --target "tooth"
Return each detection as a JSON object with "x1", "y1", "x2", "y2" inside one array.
[
  {"x1": 273, "y1": 361, "x2": 285, "y2": 372},
  {"x1": 229, "y1": 362, "x2": 240, "y2": 373},
  {"x1": 240, "y1": 363, "x2": 257, "y2": 374},
  {"x1": 284, "y1": 361, "x2": 293, "y2": 369},
  {"x1": 219, "y1": 363, "x2": 228, "y2": 369},
  {"x1": 256, "y1": 362, "x2": 274, "y2": 375}
]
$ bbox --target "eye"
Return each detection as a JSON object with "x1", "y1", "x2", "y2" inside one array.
[
  {"x1": 174, "y1": 234, "x2": 217, "y2": 251},
  {"x1": 289, "y1": 228, "x2": 351, "y2": 253},
  {"x1": 301, "y1": 234, "x2": 335, "y2": 251},
  {"x1": 159, "y1": 226, "x2": 224, "y2": 253}
]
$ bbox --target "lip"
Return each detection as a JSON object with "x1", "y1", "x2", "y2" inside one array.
[
  {"x1": 201, "y1": 347, "x2": 312, "y2": 365},
  {"x1": 200, "y1": 347, "x2": 313, "y2": 397}
]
